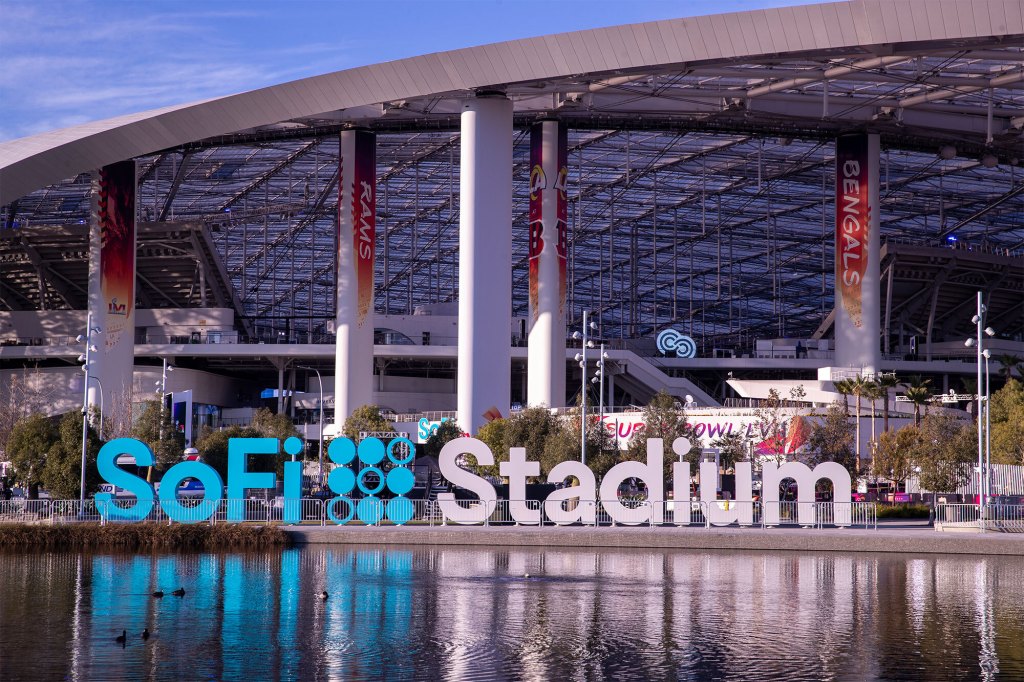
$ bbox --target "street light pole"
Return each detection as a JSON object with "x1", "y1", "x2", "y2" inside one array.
[
  {"x1": 151, "y1": 359, "x2": 173, "y2": 482},
  {"x1": 984, "y1": 348, "x2": 991, "y2": 501},
  {"x1": 299, "y1": 365, "x2": 324, "y2": 486},
  {"x1": 78, "y1": 313, "x2": 99, "y2": 511},
  {"x1": 572, "y1": 311, "x2": 596, "y2": 465},
  {"x1": 965, "y1": 291, "x2": 996, "y2": 507}
]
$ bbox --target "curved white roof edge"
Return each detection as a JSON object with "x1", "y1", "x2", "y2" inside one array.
[{"x1": 1, "y1": 0, "x2": 1021, "y2": 205}]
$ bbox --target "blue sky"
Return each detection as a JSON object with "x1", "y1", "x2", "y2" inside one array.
[{"x1": 0, "y1": 0, "x2": 819, "y2": 142}]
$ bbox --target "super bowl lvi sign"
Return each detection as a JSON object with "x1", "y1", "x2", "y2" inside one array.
[{"x1": 657, "y1": 329, "x2": 696, "y2": 357}]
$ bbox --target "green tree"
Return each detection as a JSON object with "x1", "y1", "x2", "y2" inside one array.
[
  {"x1": 131, "y1": 399, "x2": 186, "y2": 477},
  {"x1": 872, "y1": 425, "x2": 919, "y2": 491},
  {"x1": 5, "y1": 413, "x2": 58, "y2": 498},
  {"x1": 847, "y1": 375, "x2": 876, "y2": 476},
  {"x1": 833, "y1": 378, "x2": 854, "y2": 413},
  {"x1": 902, "y1": 375, "x2": 932, "y2": 427},
  {"x1": 475, "y1": 418, "x2": 508, "y2": 464},
  {"x1": 555, "y1": 408, "x2": 618, "y2": 478},
  {"x1": 994, "y1": 354, "x2": 1021, "y2": 383},
  {"x1": 628, "y1": 391, "x2": 700, "y2": 482},
  {"x1": 914, "y1": 414, "x2": 976, "y2": 494},
  {"x1": 423, "y1": 419, "x2": 464, "y2": 459},
  {"x1": 43, "y1": 411, "x2": 103, "y2": 499},
  {"x1": 195, "y1": 425, "x2": 260, "y2": 482},
  {"x1": 876, "y1": 372, "x2": 901, "y2": 432},
  {"x1": 709, "y1": 432, "x2": 749, "y2": 471},
  {"x1": 343, "y1": 405, "x2": 393, "y2": 440},
  {"x1": 989, "y1": 379, "x2": 1024, "y2": 465},
  {"x1": 807, "y1": 401, "x2": 857, "y2": 478}
]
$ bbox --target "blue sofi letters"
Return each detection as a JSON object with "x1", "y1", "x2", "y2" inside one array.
[
  {"x1": 226, "y1": 437, "x2": 279, "y2": 522},
  {"x1": 95, "y1": 438, "x2": 156, "y2": 521},
  {"x1": 159, "y1": 461, "x2": 224, "y2": 524}
]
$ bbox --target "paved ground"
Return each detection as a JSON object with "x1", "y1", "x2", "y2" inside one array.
[{"x1": 284, "y1": 519, "x2": 1024, "y2": 556}]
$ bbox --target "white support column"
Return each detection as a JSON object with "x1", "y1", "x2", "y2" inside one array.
[
  {"x1": 88, "y1": 161, "x2": 137, "y2": 423},
  {"x1": 334, "y1": 130, "x2": 376, "y2": 428},
  {"x1": 527, "y1": 120, "x2": 568, "y2": 408},
  {"x1": 458, "y1": 95, "x2": 512, "y2": 434},
  {"x1": 835, "y1": 134, "x2": 881, "y2": 375}
]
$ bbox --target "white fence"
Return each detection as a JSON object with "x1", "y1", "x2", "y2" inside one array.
[
  {"x1": 0, "y1": 498, "x2": 878, "y2": 529},
  {"x1": 935, "y1": 504, "x2": 1024, "y2": 533},
  {"x1": 907, "y1": 463, "x2": 1024, "y2": 497}
]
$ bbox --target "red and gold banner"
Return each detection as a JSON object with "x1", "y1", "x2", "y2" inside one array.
[
  {"x1": 835, "y1": 135, "x2": 870, "y2": 328},
  {"x1": 98, "y1": 160, "x2": 136, "y2": 346},
  {"x1": 555, "y1": 123, "x2": 568, "y2": 316},
  {"x1": 528, "y1": 121, "x2": 568, "y2": 321},
  {"x1": 339, "y1": 130, "x2": 376, "y2": 326},
  {"x1": 528, "y1": 128, "x2": 544, "y2": 320}
]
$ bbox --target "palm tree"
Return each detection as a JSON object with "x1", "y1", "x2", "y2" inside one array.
[
  {"x1": 961, "y1": 376, "x2": 979, "y2": 422},
  {"x1": 902, "y1": 375, "x2": 932, "y2": 427},
  {"x1": 849, "y1": 375, "x2": 874, "y2": 476},
  {"x1": 864, "y1": 378, "x2": 883, "y2": 457},
  {"x1": 833, "y1": 378, "x2": 854, "y2": 414},
  {"x1": 994, "y1": 354, "x2": 1021, "y2": 382},
  {"x1": 877, "y1": 373, "x2": 901, "y2": 432}
]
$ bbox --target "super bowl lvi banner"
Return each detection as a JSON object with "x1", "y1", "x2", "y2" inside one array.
[{"x1": 89, "y1": 160, "x2": 136, "y2": 417}]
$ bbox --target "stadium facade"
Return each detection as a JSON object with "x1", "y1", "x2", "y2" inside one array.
[{"x1": 1, "y1": 0, "x2": 1022, "y2": 458}]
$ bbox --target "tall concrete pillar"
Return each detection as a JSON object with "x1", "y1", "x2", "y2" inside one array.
[
  {"x1": 835, "y1": 133, "x2": 881, "y2": 376},
  {"x1": 334, "y1": 130, "x2": 376, "y2": 428},
  {"x1": 87, "y1": 161, "x2": 136, "y2": 426},
  {"x1": 527, "y1": 120, "x2": 568, "y2": 408},
  {"x1": 458, "y1": 95, "x2": 512, "y2": 434}
]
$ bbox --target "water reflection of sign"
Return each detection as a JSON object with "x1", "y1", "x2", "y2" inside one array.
[{"x1": 656, "y1": 329, "x2": 696, "y2": 357}]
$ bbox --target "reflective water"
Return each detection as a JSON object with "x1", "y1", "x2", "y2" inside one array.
[{"x1": 1, "y1": 546, "x2": 1022, "y2": 680}]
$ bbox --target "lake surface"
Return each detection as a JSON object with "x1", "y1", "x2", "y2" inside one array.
[{"x1": 1, "y1": 545, "x2": 1022, "y2": 680}]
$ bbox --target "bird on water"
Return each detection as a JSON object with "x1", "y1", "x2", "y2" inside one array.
[
  {"x1": 171, "y1": 588, "x2": 185, "y2": 597},
  {"x1": 321, "y1": 591, "x2": 329, "y2": 601},
  {"x1": 115, "y1": 630, "x2": 126, "y2": 645},
  {"x1": 152, "y1": 590, "x2": 164, "y2": 598},
  {"x1": 141, "y1": 628, "x2": 150, "y2": 640}
]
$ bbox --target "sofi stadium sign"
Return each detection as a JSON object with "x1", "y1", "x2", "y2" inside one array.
[{"x1": 96, "y1": 436, "x2": 851, "y2": 527}]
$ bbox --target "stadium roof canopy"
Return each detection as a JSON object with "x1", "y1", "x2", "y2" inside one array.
[{"x1": 2, "y1": 0, "x2": 1022, "y2": 349}]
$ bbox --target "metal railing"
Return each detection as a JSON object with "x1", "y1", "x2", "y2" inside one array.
[
  {"x1": 0, "y1": 498, "x2": 881, "y2": 530},
  {"x1": 935, "y1": 504, "x2": 1024, "y2": 533}
]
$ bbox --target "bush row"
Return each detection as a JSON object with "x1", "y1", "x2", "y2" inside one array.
[{"x1": 0, "y1": 522, "x2": 290, "y2": 551}]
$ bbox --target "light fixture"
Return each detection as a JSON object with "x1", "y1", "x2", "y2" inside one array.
[
  {"x1": 939, "y1": 145, "x2": 957, "y2": 160},
  {"x1": 984, "y1": 327, "x2": 995, "y2": 337},
  {"x1": 965, "y1": 338, "x2": 976, "y2": 347}
]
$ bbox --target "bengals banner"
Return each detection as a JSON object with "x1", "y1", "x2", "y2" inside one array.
[
  {"x1": 834, "y1": 134, "x2": 881, "y2": 374},
  {"x1": 835, "y1": 135, "x2": 869, "y2": 328}
]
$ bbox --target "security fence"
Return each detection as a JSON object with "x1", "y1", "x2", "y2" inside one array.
[
  {"x1": 0, "y1": 498, "x2": 879, "y2": 530},
  {"x1": 935, "y1": 504, "x2": 1024, "y2": 533}
]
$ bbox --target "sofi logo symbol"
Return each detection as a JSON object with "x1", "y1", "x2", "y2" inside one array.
[{"x1": 325, "y1": 437, "x2": 417, "y2": 525}]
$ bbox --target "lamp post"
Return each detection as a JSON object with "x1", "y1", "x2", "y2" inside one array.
[
  {"x1": 983, "y1": 348, "x2": 992, "y2": 501},
  {"x1": 151, "y1": 359, "x2": 174, "y2": 482},
  {"x1": 590, "y1": 344, "x2": 609, "y2": 453},
  {"x1": 77, "y1": 313, "x2": 100, "y2": 511},
  {"x1": 299, "y1": 365, "x2": 325, "y2": 486},
  {"x1": 964, "y1": 291, "x2": 995, "y2": 507},
  {"x1": 572, "y1": 310, "x2": 597, "y2": 465},
  {"x1": 87, "y1": 376, "x2": 104, "y2": 440}
]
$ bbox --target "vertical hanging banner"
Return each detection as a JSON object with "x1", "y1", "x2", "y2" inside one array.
[
  {"x1": 90, "y1": 160, "x2": 136, "y2": 416},
  {"x1": 527, "y1": 122, "x2": 568, "y2": 321},
  {"x1": 335, "y1": 130, "x2": 376, "y2": 425},
  {"x1": 834, "y1": 133, "x2": 881, "y2": 374},
  {"x1": 835, "y1": 135, "x2": 869, "y2": 328},
  {"x1": 527, "y1": 120, "x2": 568, "y2": 408}
]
